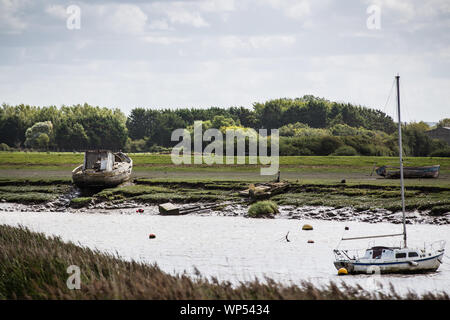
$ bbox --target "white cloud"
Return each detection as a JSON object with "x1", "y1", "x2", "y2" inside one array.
[
  {"x1": 148, "y1": 19, "x2": 170, "y2": 30},
  {"x1": 249, "y1": 35, "x2": 296, "y2": 49},
  {"x1": 0, "y1": 0, "x2": 28, "y2": 34},
  {"x1": 104, "y1": 4, "x2": 148, "y2": 35},
  {"x1": 285, "y1": 1, "x2": 311, "y2": 19},
  {"x1": 45, "y1": 4, "x2": 66, "y2": 20},
  {"x1": 142, "y1": 36, "x2": 190, "y2": 45},
  {"x1": 261, "y1": 0, "x2": 311, "y2": 20},
  {"x1": 219, "y1": 35, "x2": 296, "y2": 50},
  {"x1": 149, "y1": 2, "x2": 210, "y2": 28},
  {"x1": 199, "y1": 0, "x2": 235, "y2": 12},
  {"x1": 166, "y1": 9, "x2": 209, "y2": 28},
  {"x1": 219, "y1": 35, "x2": 247, "y2": 50},
  {"x1": 370, "y1": 0, "x2": 416, "y2": 23},
  {"x1": 367, "y1": 0, "x2": 450, "y2": 25}
]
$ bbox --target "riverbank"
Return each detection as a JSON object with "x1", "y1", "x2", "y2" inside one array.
[
  {"x1": 0, "y1": 224, "x2": 447, "y2": 300},
  {"x1": 0, "y1": 178, "x2": 449, "y2": 223},
  {"x1": 0, "y1": 153, "x2": 449, "y2": 220}
]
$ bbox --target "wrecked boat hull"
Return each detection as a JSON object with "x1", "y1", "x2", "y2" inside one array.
[
  {"x1": 72, "y1": 163, "x2": 132, "y2": 188},
  {"x1": 375, "y1": 165, "x2": 440, "y2": 179},
  {"x1": 72, "y1": 151, "x2": 133, "y2": 188}
]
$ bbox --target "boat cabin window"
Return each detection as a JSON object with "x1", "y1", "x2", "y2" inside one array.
[
  {"x1": 395, "y1": 252, "x2": 407, "y2": 259},
  {"x1": 372, "y1": 248, "x2": 383, "y2": 259},
  {"x1": 408, "y1": 252, "x2": 418, "y2": 258},
  {"x1": 83, "y1": 151, "x2": 114, "y2": 172}
]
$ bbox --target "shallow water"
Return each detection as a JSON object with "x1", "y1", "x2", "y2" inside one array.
[{"x1": 0, "y1": 208, "x2": 449, "y2": 296}]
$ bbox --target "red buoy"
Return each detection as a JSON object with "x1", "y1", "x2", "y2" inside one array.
[
  {"x1": 149, "y1": 234, "x2": 156, "y2": 239},
  {"x1": 137, "y1": 209, "x2": 144, "y2": 213}
]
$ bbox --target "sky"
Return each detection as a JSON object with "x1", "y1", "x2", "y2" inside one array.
[{"x1": 0, "y1": 0, "x2": 449, "y2": 122}]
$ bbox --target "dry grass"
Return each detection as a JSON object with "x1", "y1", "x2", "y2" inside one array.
[{"x1": 0, "y1": 225, "x2": 448, "y2": 300}]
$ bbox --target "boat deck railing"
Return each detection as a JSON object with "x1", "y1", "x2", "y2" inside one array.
[
  {"x1": 426, "y1": 240, "x2": 446, "y2": 253},
  {"x1": 333, "y1": 249, "x2": 363, "y2": 261}
]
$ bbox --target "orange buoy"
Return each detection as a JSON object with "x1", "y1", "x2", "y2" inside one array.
[{"x1": 149, "y1": 234, "x2": 156, "y2": 239}]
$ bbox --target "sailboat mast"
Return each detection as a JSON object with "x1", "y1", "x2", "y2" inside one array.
[{"x1": 396, "y1": 75, "x2": 407, "y2": 248}]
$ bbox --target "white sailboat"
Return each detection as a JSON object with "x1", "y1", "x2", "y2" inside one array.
[{"x1": 333, "y1": 75, "x2": 446, "y2": 274}]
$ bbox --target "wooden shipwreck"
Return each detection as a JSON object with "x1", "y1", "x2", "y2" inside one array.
[
  {"x1": 375, "y1": 165, "x2": 440, "y2": 179},
  {"x1": 239, "y1": 182, "x2": 289, "y2": 200},
  {"x1": 158, "y1": 202, "x2": 229, "y2": 215},
  {"x1": 72, "y1": 150, "x2": 133, "y2": 188}
]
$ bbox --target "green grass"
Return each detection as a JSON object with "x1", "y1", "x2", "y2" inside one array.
[
  {"x1": 95, "y1": 184, "x2": 239, "y2": 204},
  {"x1": 1, "y1": 224, "x2": 447, "y2": 300},
  {"x1": 0, "y1": 152, "x2": 449, "y2": 212},
  {"x1": 272, "y1": 183, "x2": 450, "y2": 213},
  {"x1": 0, "y1": 185, "x2": 70, "y2": 194},
  {"x1": 1, "y1": 151, "x2": 449, "y2": 172},
  {"x1": 0, "y1": 176, "x2": 448, "y2": 213},
  {"x1": 70, "y1": 197, "x2": 93, "y2": 208},
  {"x1": 248, "y1": 201, "x2": 279, "y2": 218},
  {"x1": 0, "y1": 191, "x2": 56, "y2": 203},
  {"x1": 0, "y1": 183, "x2": 71, "y2": 204}
]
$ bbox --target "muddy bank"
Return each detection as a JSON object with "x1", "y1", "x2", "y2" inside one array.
[
  {"x1": 1, "y1": 200, "x2": 448, "y2": 225},
  {"x1": 0, "y1": 179, "x2": 449, "y2": 222}
]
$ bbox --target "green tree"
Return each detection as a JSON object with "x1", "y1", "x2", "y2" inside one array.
[
  {"x1": 437, "y1": 118, "x2": 450, "y2": 128},
  {"x1": 24, "y1": 121, "x2": 53, "y2": 150}
]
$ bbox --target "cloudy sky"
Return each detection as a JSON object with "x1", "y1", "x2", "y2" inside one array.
[{"x1": 1, "y1": 0, "x2": 449, "y2": 121}]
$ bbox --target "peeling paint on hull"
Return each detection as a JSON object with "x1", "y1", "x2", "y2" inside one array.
[{"x1": 72, "y1": 162, "x2": 133, "y2": 188}]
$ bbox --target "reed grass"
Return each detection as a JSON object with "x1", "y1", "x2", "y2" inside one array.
[{"x1": 0, "y1": 225, "x2": 448, "y2": 300}]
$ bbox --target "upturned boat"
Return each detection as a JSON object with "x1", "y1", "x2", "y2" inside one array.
[
  {"x1": 333, "y1": 75, "x2": 446, "y2": 275},
  {"x1": 72, "y1": 150, "x2": 132, "y2": 188}
]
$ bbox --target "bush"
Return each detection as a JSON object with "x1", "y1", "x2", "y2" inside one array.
[
  {"x1": 332, "y1": 145, "x2": 358, "y2": 156},
  {"x1": 0, "y1": 143, "x2": 10, "y2": 151},
  {"x1": 429, "y1": 148, "x2": 450, "y2": 157},
  {"x1": 319, "y1": 136, "x2": 343, "y2": 155},
  {"x1": 125, "y1": 138, "x2": 148, "y2": 153},
  {"x1": 248, "y1": 201, "x2": 279, "y2": 218}
]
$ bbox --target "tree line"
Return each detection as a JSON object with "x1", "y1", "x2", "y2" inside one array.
[{"x1": 0, "y1": 97, "x2": 449, "y2": 157}]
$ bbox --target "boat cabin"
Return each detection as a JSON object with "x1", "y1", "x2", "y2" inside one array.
[
  {"x1": 83, "y1": 151, "x2": 114, "y2": 172},
  {"x1": 361, "y1": 246, "x2": 422, "y2": 260}
]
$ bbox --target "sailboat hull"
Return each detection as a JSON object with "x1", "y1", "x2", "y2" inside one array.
[{"x1": 334, "y1": 252, "x2": 444, "y2": 274}]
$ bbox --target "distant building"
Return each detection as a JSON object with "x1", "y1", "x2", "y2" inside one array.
[{"x1": 425, "y1": 127, "x2": 450, "y2": 145}]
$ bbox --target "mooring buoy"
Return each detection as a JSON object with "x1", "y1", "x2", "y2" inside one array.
[{"x1": 338, "y1": 268, "x2": 348, "y2": 276}]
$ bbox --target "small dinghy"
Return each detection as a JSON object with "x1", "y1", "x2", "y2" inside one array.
[
  {"x1": 72, "y1": 150, "x2": 132, "y2": 188},
  {"x1": 333, "y1": 75, "x2": 446, "y2": 275}
]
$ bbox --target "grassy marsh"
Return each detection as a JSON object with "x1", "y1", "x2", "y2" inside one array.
[{"x1": 0, "y1": 152, "x2": 448, "y2": 214}]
